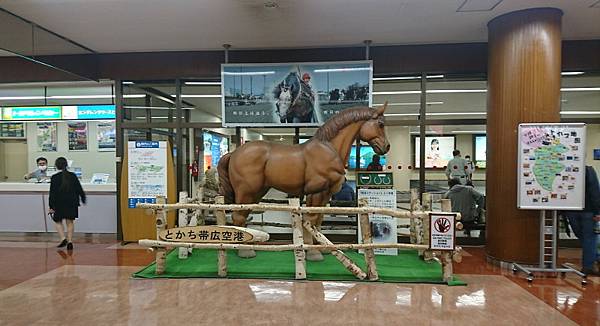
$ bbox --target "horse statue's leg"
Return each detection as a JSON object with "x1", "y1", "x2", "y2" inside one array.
[
  {"x1": 232, "y1": 209, "x2": 256, "y2": 258},
  {"x1": 304, "y1": 191, "x2": 332, "y2": 261}
]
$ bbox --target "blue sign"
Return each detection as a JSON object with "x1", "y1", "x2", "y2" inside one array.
[
  {"x1": 76, "y1": 105, "x2": 115, "y2": 119},
  {"x1": 128, "y1": 197, "x2": 157, "y2": 208},
  {"x1": 135, "y1": 141, "x2": 159, "y2": 148}
]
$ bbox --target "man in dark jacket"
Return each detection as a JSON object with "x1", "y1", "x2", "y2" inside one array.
[
  {"x1": 332, "y1": 178, "x2": 356, "y2": 202},
  {"x1": 444, "y1": 178, "x2": 485, "y2": 236},
  {"x1": 564, "y1": 166, "x2": 600, "y2": 275}
]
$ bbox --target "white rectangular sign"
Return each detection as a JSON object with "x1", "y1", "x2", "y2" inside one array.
[
  {"x1": 358, "y1": 188, "x2": 398, "y2": 255},
  {"x1": 517, "y1": 123, "x2": 586, "y2": 210},
  {"x1": 127, "y1": 141, "x2": 168, "y2": 208},
  {"x1": 429, "y1": 213, "x2": 456, "y2": 251}
]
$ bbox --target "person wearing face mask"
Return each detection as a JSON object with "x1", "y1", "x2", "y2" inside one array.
[{"x1": 24, "y1": 157, "x2": 49, "y2": 182}]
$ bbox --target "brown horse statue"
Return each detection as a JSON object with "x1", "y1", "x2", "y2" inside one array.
[{"x1": 218, "y1": 103, "x2": 389, "y2": 260}]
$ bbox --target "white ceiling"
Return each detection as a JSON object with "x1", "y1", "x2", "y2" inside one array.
[{"x1": 1, "y1": 0, "x2": 599, "y2": 53}]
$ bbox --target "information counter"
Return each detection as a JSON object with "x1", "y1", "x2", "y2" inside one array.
[{"x1": 0, "y1": 182, "x2": 117, "y2": 233}]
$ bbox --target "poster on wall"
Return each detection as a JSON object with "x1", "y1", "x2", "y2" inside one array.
[
  {"x1": 357, "y1": 188, "x2": 398, "y2": 255},
  {"x1": 0, "y1": 123, "x2": 26, "y2": 138},
  {"x1": 67, "y1": 122, "x2": 88, "y2": 151},
  {"x1": 97, "y1": 122, "x2": 116, "y2": 151},
  {"x1": 414, "y1": 136, "x2": 455, "y2": 168},
  {"x1": 474, "y1": 135, "x2": 486, "y2": 169},
  {"x1": 517, "y1": 123, "x2": 586, "y2": 210},
  {"x1": 203, "y1": 132, "x2": 229, "y2": 170},
  {"x1": 127, "y1": 141, "x2": 168, "y2": 208},
  {"x1": 36, "y1": 122, "x2": 57, "y2": 152},
  {"x1": 222, "y1": 60, "x2": 372, "y2": 127}
]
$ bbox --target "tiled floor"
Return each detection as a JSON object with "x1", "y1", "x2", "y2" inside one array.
[{"x1": 0, "y1": 235, "x2": 597, "y2": 325}]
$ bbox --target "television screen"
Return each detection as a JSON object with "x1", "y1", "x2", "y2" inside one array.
[
  {"x1": 414, "y1": 136, "x2": 455, "y2": 168},
  {"x1": 203, "y1": 132, "x2": 229, "y2": 171},
  {"x1": 347, "y1": 145, "x2": 386, "y2": 169},
  {"x1": 594, "y1": 149, "x2": 600, "y2": 160},
  {"x1": 474, "y1": 135, "x2": 486, "y2": 168}
]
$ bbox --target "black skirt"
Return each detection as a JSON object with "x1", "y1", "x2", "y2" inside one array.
[{"x1": 51, "y1": 207, "x2": 79, "y2": 222}]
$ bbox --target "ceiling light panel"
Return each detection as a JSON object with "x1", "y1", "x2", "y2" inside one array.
[{"x1": 456, "y1": 0, "x2": 503, "y2": 12}]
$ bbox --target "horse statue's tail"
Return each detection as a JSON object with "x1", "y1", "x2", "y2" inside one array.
[{"x1": 217, "y1": 153, "x2": 235, "y2": 204}]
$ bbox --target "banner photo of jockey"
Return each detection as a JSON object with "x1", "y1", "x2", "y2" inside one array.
[{"x1": 221, "y1": 60, "x2": 372, "y2": 127}]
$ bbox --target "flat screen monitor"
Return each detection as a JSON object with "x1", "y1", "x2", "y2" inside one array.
[
  {"x1": 203, "y1": 132, "x2": 230, "y2": 171},
  {"x1": 474, "y1": 135, "x2": 486, "y2": 168},
  {"x1": 414, "y1": 136, "x2": 455, "y2": 168},
  {"x1": 347, "y1": 145, "x2": 386, "y2": 169}
]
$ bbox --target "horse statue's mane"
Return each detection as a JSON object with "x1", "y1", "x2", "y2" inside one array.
[{"x1": 313, "y1": 107, "x2": 379, "y2": 142}]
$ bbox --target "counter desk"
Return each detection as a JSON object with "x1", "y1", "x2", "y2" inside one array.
[{"x1": 0, "y1": 182, "x2": 117, "y2": 233}]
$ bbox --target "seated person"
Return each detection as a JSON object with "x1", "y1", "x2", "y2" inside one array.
[
  {"x1": 366, "y1": 155, "x2": 383, "y2": 171},
  {"x1": 24, "y1": 157, "x2": 49, "y2": 182},
  {"x1": 332, "y1": 178, "x2": 356, "y2": 202},
  {"x1": 443, "y1": 178, "x2": 485, "y2": 236}
]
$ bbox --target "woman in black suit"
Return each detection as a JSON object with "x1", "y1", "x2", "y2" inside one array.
[{"x1": 49, "y1": 157, "x2": 86, "y2": 250}]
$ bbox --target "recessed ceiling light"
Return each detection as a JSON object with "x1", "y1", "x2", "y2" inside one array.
[{"x1": 457, "y1": 0, "x2": 503, "y2": 12}]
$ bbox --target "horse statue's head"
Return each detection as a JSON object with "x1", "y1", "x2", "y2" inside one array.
[{"x1": 358, "y1": 102, "x2": 390, "y2": 155}]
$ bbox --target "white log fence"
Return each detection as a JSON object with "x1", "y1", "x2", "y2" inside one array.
[{"x1": 138, "y1": 195, "x2": 462, "y2": 283}]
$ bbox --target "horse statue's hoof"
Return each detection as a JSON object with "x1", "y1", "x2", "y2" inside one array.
[
  {"x1": 237, "y1": 249, "x2": 256, "y2": 258},
  {"x1": 306, "y1": 249, "x2": 324, "y2": 261}
]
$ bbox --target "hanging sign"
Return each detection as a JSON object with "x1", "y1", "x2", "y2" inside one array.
[
  {"x1": 128, "y1": 141, "x2": 168, "y2": 208},
  {"x1": 517, "y1": 123, "x2": 586, "y2": 210},
  {"x1": 158, "y1": 226, "x2": 269, "y2": 243},
  {"x1": 429, "y1": 213, "x2": 456, "y2": 251}
]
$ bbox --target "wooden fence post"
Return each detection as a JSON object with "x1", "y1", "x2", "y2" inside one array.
[
  {"x1": 409, "y1": 188, "x2": 420, "y2": 244},
  {"x1": 155, "y1": 196, "x2": 167, "y2": 275},
  {"x1": 289, "y1": 198, "x2": 306, "y2": 280},
  {"x1": 420, "y1": 193, "x2": 433, "y2": 260},
  {"x1": 358, "y1": 198, "x2": 378, "y2": 281},
  {"x1": 215, "y1": 196, "x2": 227, "y2": 277},
  {"x1": 178, "y1": 191, "x2": 189, "y2": 259}
]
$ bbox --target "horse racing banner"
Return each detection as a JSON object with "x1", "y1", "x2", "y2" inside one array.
[{"x1": 221, "y1": 61, "x2": 372, "y2": 127}]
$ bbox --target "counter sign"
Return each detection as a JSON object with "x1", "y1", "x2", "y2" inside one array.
[{"x1": 429, "y1": 213, "x2": 456, "y2": 250}]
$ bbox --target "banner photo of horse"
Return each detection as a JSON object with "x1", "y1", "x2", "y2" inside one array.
[{"x1": 221, "y1": 61, "x2": 372, "y2": 127}]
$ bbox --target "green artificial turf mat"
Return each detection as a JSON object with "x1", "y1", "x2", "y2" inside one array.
[{"x1": 134, "y1": 249, "x2": 465, "y2": 285}]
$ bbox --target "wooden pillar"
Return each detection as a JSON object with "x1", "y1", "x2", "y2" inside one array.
[
  {"x1": 486, "y1": 8, "x2": 562, "y2": 264},
  {"x1": 155, "y1": 196, "x2": 167, "y2": 275},
  {"x1": 215, "y1": 196, "x2": 227, "y2": 277},
  {"x1": 289, "y1": 198, "x2": 306, "y2": 280}
]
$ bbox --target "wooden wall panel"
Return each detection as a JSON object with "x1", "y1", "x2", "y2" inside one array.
[{"x1": 486, "y1": 8, "x2": 563, "y2": 264}]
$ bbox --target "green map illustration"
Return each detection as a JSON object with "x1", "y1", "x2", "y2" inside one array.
[{"x1": 532, "y1": 143, "x2": 568, "y2": 191}]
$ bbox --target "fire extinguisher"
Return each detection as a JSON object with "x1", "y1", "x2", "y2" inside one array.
[{"x1": 190, "y1": 160, "x2": 199, "y2": 181}]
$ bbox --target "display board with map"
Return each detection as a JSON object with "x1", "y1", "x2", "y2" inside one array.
[{"x1": 517, "y1": 123, "x2": 586, "y2": 210}]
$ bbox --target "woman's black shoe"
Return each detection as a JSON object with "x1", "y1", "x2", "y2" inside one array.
[
  {"x1": 57, "y1": 239, "x2": 68, "y2": 248},
  {"x1": 67, "y1": 242, "x2": 73, "y2": 250}
]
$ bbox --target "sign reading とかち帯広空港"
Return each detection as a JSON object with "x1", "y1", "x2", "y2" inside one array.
[
  {"x1": 429, "y1": 213, "x2": 456, "y2": 251},
  {"x1": 158, "y1": 226, "x2": 269, "y2": 243},
  {"x1": 127, "y1": 141, "x2": 168, "y2": 208},
  {"x1": 517, "y1": 123, "x2": 586, "y2": 210},
  {"x1": 357, "y1": 188, "x2": 398, "y2": 255}
]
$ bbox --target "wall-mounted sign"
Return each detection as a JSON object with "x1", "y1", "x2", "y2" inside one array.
[
  {"x1": 222, "y1": 60, "x2": 372, "y2": 127},
  {"x1": 67, "y1": 122, "x2": 88, "y2": 151},
  {"x1": 429, "y1": 213, "x2": 456, "y2": 251},
  {"x1": 157, "y1": 226, "x2": 269, "y2": 243},
  {"x1": 2, "y1": 107, "x2": 62, "y2": 120},
  {"x1": 128, "y1": 141, "x2": 168, "y2": 208},
  {"x1": 97, "y1": 122, "x2": 116, "y2": 151},
  {"x1": 0, "y1": 105, "x2": 115, "y2": 121},
  {"x1": 357, "y1": 172, "x2": 393, "y2": 188},
  {"x1": 36, "y1": 122, "x2": 58, "y2": 152},
  {"x1": 62, "y1": 105, "x2": 116, "y2": 120},
  {"x1": 0, "y1": 122, "x2": 26, "y2": 138}
]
